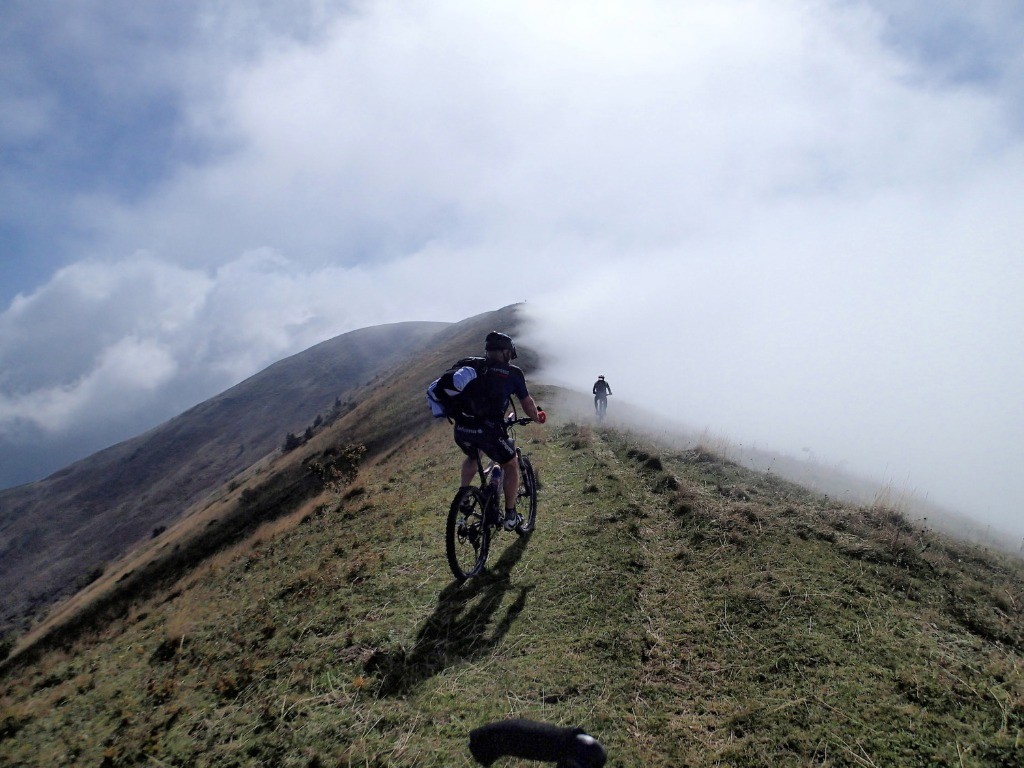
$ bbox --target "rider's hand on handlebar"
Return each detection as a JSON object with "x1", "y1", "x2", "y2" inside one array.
[{"x1": 536, "y1": 410, "x2": 547, "y2": 424}]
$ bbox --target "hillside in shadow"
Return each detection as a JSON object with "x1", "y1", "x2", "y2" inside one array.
[
  {"x1": 2, "y1": 304, "x2": 1022, "y2": 766},
  {"x1": 0, "y1": 321, "x2": 448, "y2": 638}
]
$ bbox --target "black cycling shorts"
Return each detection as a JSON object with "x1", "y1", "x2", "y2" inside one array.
[{"x1": 454, "y1": 422, "x2": 516, "y2": 465}]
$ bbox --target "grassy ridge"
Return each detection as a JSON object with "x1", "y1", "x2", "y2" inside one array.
[
  {"x1": 613, "y1": 432, "x2": 1023, "y2": 765},
  {"x1": 2, "y1": 407, "x2": 1023, "y2": 765}
]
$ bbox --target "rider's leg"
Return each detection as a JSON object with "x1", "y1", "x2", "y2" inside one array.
[
  {"x1": 460, "y1": 453, "x2": 477, "y2": 487},
  {"x1": 501, "y1": 455, "x2": 520, "y2": 516}
]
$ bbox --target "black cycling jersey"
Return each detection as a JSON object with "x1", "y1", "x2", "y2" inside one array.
[
  {"x1": 593, "y1": 379, "x2": 611, "y2": 396},
  {"x1": 468, "y1": 362, "x2": 530, "y2": 424},
  {"x1": 454, "y1": 361, "x2": 530, "y2": 464}
]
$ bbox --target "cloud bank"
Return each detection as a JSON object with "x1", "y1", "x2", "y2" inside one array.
[{"x1": 1, "y1": 1, "x2": 1022, "y2": 537}]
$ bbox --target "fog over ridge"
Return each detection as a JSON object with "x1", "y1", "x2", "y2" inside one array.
[{"x1": 520, "y1": 184, "x2": 1023, "y2": 540}]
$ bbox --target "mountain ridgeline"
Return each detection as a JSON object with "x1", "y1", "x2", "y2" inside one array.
[
  {"x1": 1, "y1": 305, "x2": 1022, "y2": 766},
  {"x1": 0, "y1": 319, "x2": 449, "y2": 638}
]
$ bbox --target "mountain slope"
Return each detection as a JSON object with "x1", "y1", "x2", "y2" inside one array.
[
  {"x1": 1, "y1": 306, "x2": 1022, "y2": 766},
  {"x1": 0, "y1": 320, "x2": 448, "y2": 637},
  {"x1": 2, "y1": 304, "x2": 525, "y2": 660}
]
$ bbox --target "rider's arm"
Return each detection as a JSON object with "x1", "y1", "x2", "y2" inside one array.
[
  {"x1": 511, "y1": 367, "x2": 544, "y2": 423},
  {"x1": 520, "y1": 395, "x2": 544, "y2": 422}
]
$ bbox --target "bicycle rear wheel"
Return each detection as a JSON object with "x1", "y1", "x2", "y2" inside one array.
[
  {"x1": 446, "y1": 486, "x2": 491, "y2": 581},
  {"x1": 515, "y1": 454, "x2": 537, "y2": 535}
]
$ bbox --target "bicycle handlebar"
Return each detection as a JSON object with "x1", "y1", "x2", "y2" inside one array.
[{"x1": 469, "y1": 719, "x2": 606, "y2": 767}]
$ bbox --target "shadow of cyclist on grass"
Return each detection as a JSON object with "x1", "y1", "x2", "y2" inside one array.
[{"x1": 368, "y1": 535, "x2": 533, "y2": 696}]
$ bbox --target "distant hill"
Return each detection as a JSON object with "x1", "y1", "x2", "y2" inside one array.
[
  {"x1": 0, "y1": 320, "x2": 448, "y2": 637},
  {"x1": 1, "y1": 304, "x2": 1021, "y2": 767}
]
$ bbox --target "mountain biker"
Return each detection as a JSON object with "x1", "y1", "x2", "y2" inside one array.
[
  {"x1": 592, "y1": 375, "x2": 612, "y2": 414},
  {"x1": 455, "y1": 332, "x2": 546, "y2": 531}
]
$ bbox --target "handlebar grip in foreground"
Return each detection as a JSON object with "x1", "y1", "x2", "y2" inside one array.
[{"x1": 469, "y1": 719, "x2": 606, "y2": 767}]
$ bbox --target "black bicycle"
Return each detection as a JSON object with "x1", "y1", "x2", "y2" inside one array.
[
  {"x1": 446, "y1": 413, "x2": 538, "y2": 582},
  {"x1": 470, "y1": 719, "x2": 606, "y2": 767},
  {"x1": 595, "y1": 393, "x2": 610, "y2": 421}
]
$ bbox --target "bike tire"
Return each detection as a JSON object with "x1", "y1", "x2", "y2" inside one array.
[
  {"x1": 515, "y1": 454, "x2": 538, "y2": 535},
  {"x1": 446, "y1": 486, "x2": 491, "y2": 581}
]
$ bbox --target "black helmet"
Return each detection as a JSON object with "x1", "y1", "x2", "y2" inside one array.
[{"x1": 485, "y1": 331, "x2": 517, "y2": 359}]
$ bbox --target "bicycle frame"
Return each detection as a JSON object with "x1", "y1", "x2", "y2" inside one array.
[{"x1": 471, "y1": 409, "x2": 531, "y2": 486}]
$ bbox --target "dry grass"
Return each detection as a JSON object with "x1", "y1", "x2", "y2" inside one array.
[{"x1": 2, "y1": 403, "x2": 1023, "y2": 766}]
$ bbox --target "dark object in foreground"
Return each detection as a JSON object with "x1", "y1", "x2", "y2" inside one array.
[{"x1": 469, "y1": 719, "x2": 607, "y2": 767}]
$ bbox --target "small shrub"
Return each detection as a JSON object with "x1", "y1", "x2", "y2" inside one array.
[
  {"x1": 75, "y1": 562, "x2": 106, "y2": 590},
  {"x1": 0, "y1": 634, "x2": 14, "y2": 661},
  {"x1": 689, "y1": 448, "x2": 718, "y2": 464},
  {"x1": 308, "y1": 444, "x2": 367, "y2": 493},
  {"x1": 559, "y1": 423, "x2": 591, "y2": 450},
  {"x1": 146, "y1": 676, "x2": 176, "y2": 703},
  {"x1": 150, "y1": 636, "x2": 181, "y2": 664},
  {"x1": 654, "y1": 474, "x2": 679, "y2": 492},
  {"x1": 0, "y1": 703, "x2": 28, "y2": 739},
  {"x1": 673, "y1": 496, "x2": 696, "y2": 516}
]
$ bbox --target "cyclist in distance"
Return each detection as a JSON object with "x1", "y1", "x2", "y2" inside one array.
[
  {"x1": 592, "y1": 375, "x2": 612, "y2": 415},
  {"x1": 455, "y1": 332, "x2": 546, "y2": 531}
]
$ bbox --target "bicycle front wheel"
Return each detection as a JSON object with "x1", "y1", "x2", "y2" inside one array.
[
  {"x1": 446, "y1": 486, "x2": 491, "y2": 581},
  {"x1": 516, "y1": 455, "x2": 538, "y2": 535}
]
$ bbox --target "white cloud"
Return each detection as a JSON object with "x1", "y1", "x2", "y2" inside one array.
[
  {"x1": 2, "y1": 1, "x2": 1023, "y2": 537},
  {"x1": 525, "y1": 157, "x2": 1024, "y2": 536},
  {"x1": 0, "y1": 247, "x2": 506, "y2": 446},
  {"x1": 0, "y1": 336, "x2": 178, "y2": 433},
  {"x1": 77, "y1": 0, "x2": 1015, "y2": 270}
]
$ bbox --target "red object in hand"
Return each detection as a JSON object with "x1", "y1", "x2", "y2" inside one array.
[{"x1": 536, "y1": 410, "x2": 547, "y2": 424}]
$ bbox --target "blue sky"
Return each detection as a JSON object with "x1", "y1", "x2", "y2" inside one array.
[{"x1": 1, "y1": 1, "x2": 1022, "y2": 537}]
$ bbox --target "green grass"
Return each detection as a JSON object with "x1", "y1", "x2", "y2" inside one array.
[{"x1": 2, "y1": 417, "x2": 1023, "y2": 767}]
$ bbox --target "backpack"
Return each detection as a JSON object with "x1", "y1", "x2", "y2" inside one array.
[{"x1": 426, "y1": 357, "x2": 489, "y2": 423}]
